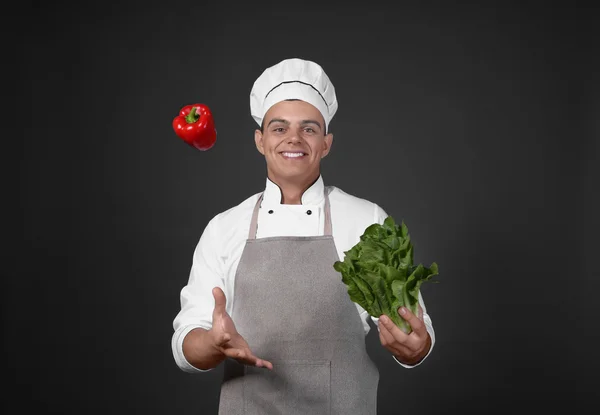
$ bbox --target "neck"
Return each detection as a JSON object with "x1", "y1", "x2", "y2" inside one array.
[{"x1": 268, "y1": 172, "x2": 320, "y2": 205}]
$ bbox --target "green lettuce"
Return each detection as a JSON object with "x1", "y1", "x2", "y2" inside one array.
[{"x1": 333, "y1": 216, "x2": 439, "y2": 333}]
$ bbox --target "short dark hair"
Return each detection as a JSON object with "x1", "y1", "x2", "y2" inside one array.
[{"x1": 259, "y1": 99, "x2": 328, "y2": 135}]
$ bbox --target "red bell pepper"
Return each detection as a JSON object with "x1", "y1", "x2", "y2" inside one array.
[{"x1": 172, "y1": 104, "x2": 217, "y2": 151}]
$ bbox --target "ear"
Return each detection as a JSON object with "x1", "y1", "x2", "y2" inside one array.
[
  {"x1": 320, "y1": 133, "x2": 334, "y2": 159},
  {"x1": 254, "y1": 129, "x2": 265, "y2": 155}
]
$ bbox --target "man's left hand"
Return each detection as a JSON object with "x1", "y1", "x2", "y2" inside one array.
[{"x1": 378, "y1": 305, "x2": 431, "y2": 366}]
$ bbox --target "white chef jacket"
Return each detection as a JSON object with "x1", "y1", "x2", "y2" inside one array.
[{"x1": 172, "y1": 175, "x2": 435, "y2": 373}]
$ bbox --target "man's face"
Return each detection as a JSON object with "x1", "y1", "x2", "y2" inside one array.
[{"x1": 255, "y1": 100, "x2": 333, "y2": 183}]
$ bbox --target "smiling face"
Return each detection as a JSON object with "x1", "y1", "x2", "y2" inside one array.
[{"x1": 255, "y1": 100, "x2": 333, "y2": 185}]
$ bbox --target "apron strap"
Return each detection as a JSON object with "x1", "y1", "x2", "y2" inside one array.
[
  {"x1": 248, "y1": 189, "x2": 333, "y2": 239},
  {"x1": 324, "y1": 189, "x2": 333, "y2": 236},
  {"x1": 248, "y1": 194, "x2": 263, "y2": 240}
]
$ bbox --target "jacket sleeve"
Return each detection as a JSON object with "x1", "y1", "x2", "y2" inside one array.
[
  {"x1": 171, "y1": 217, "x2": 224, "y2": 373},
  {"x1": 371, "y1": 204, "x2": 436, "y2": 369}
]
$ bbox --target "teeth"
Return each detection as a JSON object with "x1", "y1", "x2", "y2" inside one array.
[{"x1": 282, "y1": 152, "x2": 304, "y2": 158}]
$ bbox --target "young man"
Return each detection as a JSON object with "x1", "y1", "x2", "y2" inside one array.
[{"x1": 172, "y1": 58, "x2": 435, "y2": 414}]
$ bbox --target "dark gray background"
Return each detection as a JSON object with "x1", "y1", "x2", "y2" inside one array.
[{"x1": 11, "y1": 2, "x2": 598, "y2": 414}]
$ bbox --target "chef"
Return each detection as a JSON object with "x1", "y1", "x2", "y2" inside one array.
[{"x1": 171, "y1": 58, "x2": 435, "y2": 414}]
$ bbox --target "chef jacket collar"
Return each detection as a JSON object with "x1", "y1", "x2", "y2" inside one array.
[{"x1": 263, "y1": 175, "x2": 325, "y2": 205}]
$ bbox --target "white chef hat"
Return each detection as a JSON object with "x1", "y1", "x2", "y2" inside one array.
[{"x1": 250, "y1": 58, "x2": 338, "y2": 131}]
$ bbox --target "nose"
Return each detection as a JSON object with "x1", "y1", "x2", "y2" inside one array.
[{"x1": 287, "y1": 132, "x2": 302, "y2": 144}]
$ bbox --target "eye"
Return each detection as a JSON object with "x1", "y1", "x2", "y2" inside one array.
[
  {"x1": 273, "y1": 127, "x2": 285, "y2": 133},
  {"x1": 304, "y1": 127, "x2": 315, "y2": 133}
]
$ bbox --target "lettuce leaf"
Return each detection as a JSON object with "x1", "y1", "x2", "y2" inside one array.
[{"x1": 333, "y1": 216, "x2": 439, "y2": 333}]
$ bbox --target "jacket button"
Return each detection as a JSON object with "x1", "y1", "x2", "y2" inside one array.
[
  {"x1": 268, "y1": 210, "x2": 274, "y2": 214},
  {"x1": 306, "y1": 210, "x2": 312, "y2": 215}
]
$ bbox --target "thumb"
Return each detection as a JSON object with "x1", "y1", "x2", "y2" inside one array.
[
  {"x1": 212, "y1": 287, "x2": 227, "y2": 313},
  {"x1": 214, "y1": 330, "x2": 231, "y2": 347}
]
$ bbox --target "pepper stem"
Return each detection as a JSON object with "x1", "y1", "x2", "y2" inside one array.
[{"x1": 185, "y1": 107, "x2": 200, "y2": 123}]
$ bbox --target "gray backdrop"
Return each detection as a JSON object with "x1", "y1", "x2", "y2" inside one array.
[{"x1": 12, "y1": 2, "x2": 598, "y2": 414}]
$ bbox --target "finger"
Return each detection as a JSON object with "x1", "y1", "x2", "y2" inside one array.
[
  {"x1": 223, "y1": 347, "x2": 273, "y2": 370},
  {"x1": 255, "y1": 358, "x2": 274, "y2": 370},
  {"x1": 399, "y1": 307, "x2": 427, "y2": 337},
  {"x1": 222, "y1": 346, "x2": 255, "y2": 364},
  {"x1": 379, "y1": 314, "x2": 409, "y2": 344},
  {"x1": 212, "y1": 287, "x2": 227, "y2": 313},
  {"x1": 378, "y1": 317, "x2": 396, "y2": 346},
  {"x1": 379, "y1": 319, "x2": 413, "y2": 355}
]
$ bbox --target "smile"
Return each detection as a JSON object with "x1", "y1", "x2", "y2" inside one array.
[{"x1": 280, "y1": 152, "x2": 307, "y2": 159}]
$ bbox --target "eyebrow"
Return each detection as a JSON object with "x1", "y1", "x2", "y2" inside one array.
[
  {"x1": 300, "y1": 120, "x2": 322, "y2": 130},
  {"x1": 266, "y1": 118, "x2": 322, "y2": 131},
  {"x1": 267, "y1": 118, "x2": 290, "y2": 127}
]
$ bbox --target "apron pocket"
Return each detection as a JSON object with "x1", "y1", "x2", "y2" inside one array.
[{"x1": 243, "y1": 359, "x2": 331, "y2": 415}]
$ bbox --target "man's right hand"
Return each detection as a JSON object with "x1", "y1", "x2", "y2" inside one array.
[{"x1": 209, "y1": 287, "x2": 273, "y2": 370}]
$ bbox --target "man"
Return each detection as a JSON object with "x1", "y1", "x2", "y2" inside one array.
[{"x1": 171, "y1": 58, "x2": 435, "y2": 414}]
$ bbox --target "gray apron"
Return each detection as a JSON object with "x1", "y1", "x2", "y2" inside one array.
[{"x1": 218, "y1": 189, "x2": 379, "y2": 415}]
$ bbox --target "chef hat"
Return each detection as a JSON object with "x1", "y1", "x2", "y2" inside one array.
[{"x1": 250, "y1": 58, "x2": 338, "y2": 131}]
